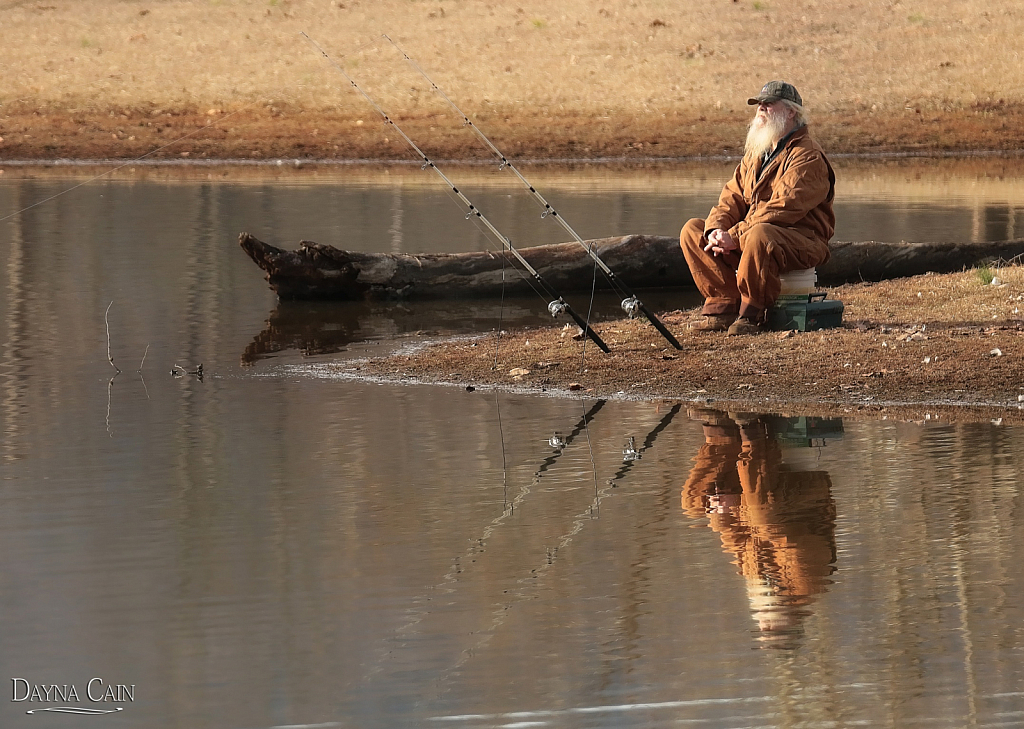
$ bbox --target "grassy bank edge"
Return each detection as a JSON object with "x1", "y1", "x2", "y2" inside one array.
[{"x1": 3, "y1": 103, "x2": 1024, "y2": 162}]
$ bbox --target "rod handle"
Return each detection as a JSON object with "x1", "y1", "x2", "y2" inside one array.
[
  {"x1": 638, "y1": 302, "x2": 684, "y2": 350},
  {"x1": 563, "y1": 304, "x2": 611, "y2": 354}
]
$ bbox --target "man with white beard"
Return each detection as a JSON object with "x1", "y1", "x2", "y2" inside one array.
[{"x1": 679, "y1": 81, "x2": 836, "y2": 335}]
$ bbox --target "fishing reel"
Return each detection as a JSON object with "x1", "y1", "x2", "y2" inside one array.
[
  {"x1": 621, "y1": 296, "x2": 641, "y2": 319},
  {"x1": 548, "y1": 299, "x2": 568, "y2": 318}
]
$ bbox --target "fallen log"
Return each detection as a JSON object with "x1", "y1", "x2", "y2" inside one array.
[
  {"x1": 240, "y1": 232, "x2": 1024, "y2": 301},
  {"x1": 240, "y1": 232, "x2": 690, "y2": 300},
  {"x1": 825, "y1": 239, "x2": 1024, "y2": 282}
]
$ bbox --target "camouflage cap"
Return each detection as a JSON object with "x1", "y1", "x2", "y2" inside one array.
[{"x1": 747, "y1": 80, "x2": 803, "y2": 106}]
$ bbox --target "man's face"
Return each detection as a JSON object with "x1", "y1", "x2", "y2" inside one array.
[
  {"x1": 754, "y1": 99, "x2": 791, "y2": 127},
  {"x1": 744, "y1": 99, "x2": 797, "y2": 157}
]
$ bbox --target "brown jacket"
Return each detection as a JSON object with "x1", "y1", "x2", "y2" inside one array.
[{"x1": 705, "y1": 125, "x2": 836, "y2": 246}]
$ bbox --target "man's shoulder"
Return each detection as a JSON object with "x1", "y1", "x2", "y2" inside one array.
[
  {"x1": 788, "y1": 126, "x2": 829, "y2": 157},
  {"x1": 778, "y1": 131, "x2": 833, "y2": 178}
]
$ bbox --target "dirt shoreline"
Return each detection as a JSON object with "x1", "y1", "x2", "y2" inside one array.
[
  {"x1": 343, "y1": 267, "x2": 1024, "y2": 425},
  {"x1": 4, "y1": 105, "x2": 1024, "y2": 162}
]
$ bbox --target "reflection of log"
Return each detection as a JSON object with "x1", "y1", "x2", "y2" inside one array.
[
  {"x1": 240, "y1": 299, "x2": 547, "y2": 364},
  {"x1": 241, "y1": 290, "x2": 699, "y2": 364},
  {"x1": 240, "y1": 232, "x2": 1024, "y2": 301}
]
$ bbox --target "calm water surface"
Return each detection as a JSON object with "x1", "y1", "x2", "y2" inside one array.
[{"x1": 1, "y1": 160, "x2": 1023, "y2": 728}]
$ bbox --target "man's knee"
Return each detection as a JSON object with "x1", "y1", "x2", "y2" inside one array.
[
  {"x1": 740, "y1": 223, "x2": 776, "y2": 248},
  {"x1": 738, "y1": 223, "x2": 783, "y2": 265},
  {"x1": 740, "y1": 223, "x2": 827, "y2": 269},
  {"x1": 680, "y1": 218, "x2": 706, "y2": 252}
]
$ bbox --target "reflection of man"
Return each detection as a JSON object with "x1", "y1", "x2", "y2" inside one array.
[
  {"x1": 680, "y1": 81, "x2": 836, "y2": 336},
  {"x1": 681, "y1": 409, "x2": 836, "y2": 648}
]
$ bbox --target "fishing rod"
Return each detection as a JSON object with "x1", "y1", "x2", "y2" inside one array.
[
  {"x1": 384, "y1": 35, "x2": 684, "y2": 351},
  {"x1": 302, "y1": 33, "x2": 609, "y2": 354}
]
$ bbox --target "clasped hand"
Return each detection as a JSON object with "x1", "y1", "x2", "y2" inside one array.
[{"x1": 703, "y1": 229, "x2": 738, "y2": 256}]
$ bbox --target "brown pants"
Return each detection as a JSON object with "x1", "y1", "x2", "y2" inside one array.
[{"x1": 680, "y1": 218, "x2": 830, "y2": 319}]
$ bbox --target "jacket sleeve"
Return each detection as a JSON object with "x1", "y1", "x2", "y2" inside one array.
[
  {"x1": 704, "y1": 161, "x2": 749, "y2": 236},
  {"x1": 730, "y1": 149, "x2": 832, "y2": 240}
]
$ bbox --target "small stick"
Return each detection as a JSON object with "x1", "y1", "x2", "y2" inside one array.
[
  {"x1": 171, "y1": 363, "x2": 204, "y2": 378},
  {"x1": 106, "y1": 376, "x2": 115, "y2": 438},
  {"x1": 105, "y1": 301, "x2": 121, "y2": 374},
  {"x1": 138, "y1": 344, "x2": 150, "y2": 373}
]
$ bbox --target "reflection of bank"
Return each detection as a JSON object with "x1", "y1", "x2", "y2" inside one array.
[{"x1": 682, "y1": 409, "x2": 840, "y2": 649}]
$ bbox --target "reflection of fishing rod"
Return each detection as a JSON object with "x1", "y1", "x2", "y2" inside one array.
[
  {"x1": 384, "y1": 35, "x2": 684, "y2": 351},
  {"x1": 434, "y1": 401, "x2": 672, "y2": 693},
  {"x1": 359, "y1": 398, "x2": 607, "y2": 683},
  {"x1": 302, "y1": 33, "x2": 610, "y2": 354},
  {"x1": 426, "y1": 398, "x2": 606, "y2": 580},
  {"x1": 539, "y1": 398, "x2": 606, "y2": 478},
  {"x1": 609, "y1": 403, "x2": 682, "y2": 484},
  {"x1": 452, "y1": 398, "x2": 605, "y2": 559}
]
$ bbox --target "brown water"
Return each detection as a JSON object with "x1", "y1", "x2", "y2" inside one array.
[{"x1": 1, "y1": 160, "x2": 1023, "y2": 728}]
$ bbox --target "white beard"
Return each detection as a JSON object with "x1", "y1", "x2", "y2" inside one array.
[{"x1": 744, "y1": 107, "x2": 789, "y2": 160}]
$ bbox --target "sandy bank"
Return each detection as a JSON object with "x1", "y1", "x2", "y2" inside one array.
[{"x1": 344, "y1": 265, "x2": 1024, "y2": 424}]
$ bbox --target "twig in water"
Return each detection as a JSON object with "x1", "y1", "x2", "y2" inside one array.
[
  {"x1": 138, "y1": 344, "x2": 150, "y2": 373},
  {"x1": 106, "y1": 376, "x2": 115, "y2": 438},
  {"x1": 171, "y1": 363, "x2": 204, "y2": 380},
  {"x1": 105, "y1": 301, "x2": 121, "y2": 374}
]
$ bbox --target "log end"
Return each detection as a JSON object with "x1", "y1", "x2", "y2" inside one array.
[
  {"x1": 239, "y1": 232, "x2": 287, "y2": 272},
  {"x1": 239, "y1": 233, "x2": 372, "y2": 300}
]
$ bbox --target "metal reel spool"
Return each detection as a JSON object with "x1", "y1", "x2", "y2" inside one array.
[{"x1": 548, "y1": 299, "x2": 568, "y2": 318}]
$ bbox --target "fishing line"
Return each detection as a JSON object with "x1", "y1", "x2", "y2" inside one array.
[
  {"x1": 494, "y1": 391, "x2": 508, "y2": 509},
  {"x1": 434, "y1": 182, "x2": 546, "y2": 303},
  {"x1": 301, "y1": 32, "x2": 610, "y2": 354},
  {"x1": 579, "y1": 395, "x2": 602, "y2": 515},
  {"x1": 493, "y1": 245, "x2": 506, "y2": 370},
  {"x1": 432, "y1": 182, "x2": 540, "y2": 365},
  {"x1": 577, "y1": 251, "x2": 601, "y2": 374},
  {"x1": 0, "y1": 105, "x2": 253, "y2": 224},
  {"x1": 383, "y1": 34, "x2": 684, "y2": 352}
]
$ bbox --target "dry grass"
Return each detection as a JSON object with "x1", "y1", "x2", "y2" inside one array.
[
  {"x1": 3, "y1": 0, "x2": 1024, "y2": 159},
  {"x1": 4, "y1": 0, "x2": 1024, "y2": 114},
  {"x1": 837, "y1": 257, "x2": 1024, "y2": 324}
]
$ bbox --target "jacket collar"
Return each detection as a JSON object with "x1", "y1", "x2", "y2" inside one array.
[{"x1": 752, "y1": 124, "x2": 809, "y2": 187}]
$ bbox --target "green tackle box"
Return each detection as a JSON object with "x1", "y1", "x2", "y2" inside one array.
[
  {"x1": 768, "y1": 415, "x2": 846, "y2": 448},
  {"x1": 767, "y1": 293, "x2": 844, "y2": 332}
]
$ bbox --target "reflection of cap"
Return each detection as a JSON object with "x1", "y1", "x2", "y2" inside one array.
[{"x1": 748, "y1": 80, "x2": 803, "y2": 107}]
